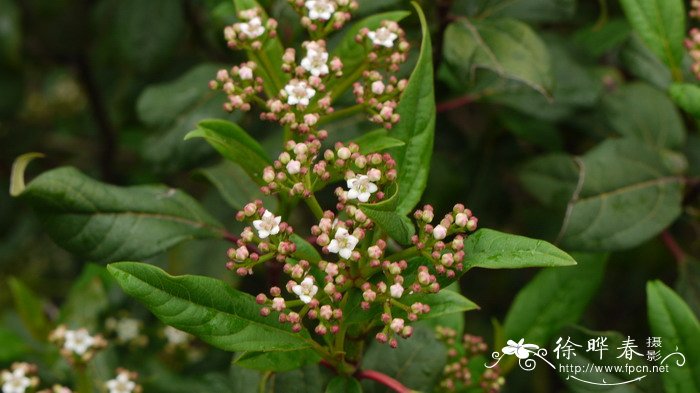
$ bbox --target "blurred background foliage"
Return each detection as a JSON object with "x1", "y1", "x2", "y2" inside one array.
[{"x1": 1, "y1": 0, "x2": 699, "y2": 391}]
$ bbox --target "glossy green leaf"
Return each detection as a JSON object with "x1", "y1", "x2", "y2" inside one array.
[
  {"x1": 0, "y1": 0, "x2": 21, "y2": 65},
  {"x1": 402, "y1": 288, "x2": 478, "y2": 320},
  {"x1": 17, "y1": 167, "x2": 224, "y2": 262},
  {"x1": 267, "y1": 364, "x2": 328, "y2": 393},
  {"x1": 621, "y1": 34, "x2": 673, "y2": 89},
  {"x1": 519, "y1": 153, "x2": 578, "y2": 209},
  {"x1": 647, "y1": 281, "x2": 700, "y2": 393},
  {"x1": 503, "y1": 253, "x2": 607, "y2": 345},
  {"x1": 198, "y1": 160, "x2": 276, "y2": 211},
  {"x1": 351, "y1": 129, "x2": 405, "y2": 154},
  {"x1": 603, "y1": 83, "x2": 685, "y2": 149},
  {"x1": 186, "y1": 119, "x2": 271, "y2": 185},
  {"x1": 456, "y1": 0, "x2": 576, "y2": 23},
  {"x1": 326, "y1": 376, "x2": 363, "y2": 393},
  {"x1": 417, "y1": 284, "x2": 466, "y2": 335},
  {"x1": 361, "y1": 325, "x2": 446, "y2": 393},
  {"x1": 464, "y1": 228, "x2": 577, "y2": 269},
  {"x1": 559, "y1": 138, "x2": 684, "y2": 251},
  {"x1": 235, "y1": 349, "x2": 321, "y2": 372},
  {"x1": 669, "y1": 83, "x2": 700, "y2": 119},
  {"x1": 620, "y1": 0, "x2": 685, "y2": 75},
  {"x1": 8, "y1": 278, "x2": 50, "y2": 340},
  {"x1": 359, "y1": 184, "x2": 415, "y2": 245},
  {"x1": 387, "y1": 3, "x2": 435, "y2": 216},
  {"x1": 291, "y1": 234, "x2": 322, "y2": 263},
  {"x1": 443, "y1": 18, "x2": 552, "y2": 96},
  {"x1": 108, "y1": 262, "x2": 314, "y2": 352},
  {"x1": 115, "y1": 0, "x2": 185, "y2": 72}
]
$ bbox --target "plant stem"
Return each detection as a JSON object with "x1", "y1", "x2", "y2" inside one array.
[
  {"x1": 331, "y1": 63, "x2": 367, "y2": 101},
  {"x1": 318, "y1": 104, "x2": 365, "y2": 126},
  {"x1": 258, "y1": 371, "x2": 272, "y2": 393},
  {"x1": 304, "y1": 194, "x2": 325, "y2": 220},
  {"x1": 75, "y1": 366, "x2": 92, "y2": 393},
  {"x1": 660, "y1": 230, "x2": 687, "y2": 266},
  {"x1": 251, "y1": 50, "x2": 283, "y2": 93},
  {"x1": 355, "y1": 370, "x2": 414, "y2": 393},
  {"x1": 386, "y1": 246, "x2": 419, "y2": 262}
]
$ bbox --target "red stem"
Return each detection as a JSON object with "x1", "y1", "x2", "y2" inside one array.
[
  {"x1": 436, "y1": 94, "x2": 477, "y2": 112},
  {"x1": 355, "y1": 370, "x2": 412, "y2": 393},
  {"x1": 660, "y1": 230, "x2": 686, "y2": 265}
]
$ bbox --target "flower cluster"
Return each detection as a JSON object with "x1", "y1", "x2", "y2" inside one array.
[
  {"x1": 287, "y1": 0, "x2": 359, "y2": 34},
  {"x1": 2, "y1": 363, "x2": 38, "y2": 393},
  {"x1": 49, "y1": 326, "x2": 107, "y2": 364},
  {"x1": 687, "y1": 1, "x2": 700, "y2": 79},
  {"x1": 105, "y1": 369, "x2": 140, "y2": 393},
  {"x1": 105, "y1": 316, "x2": 147, "y2": 347},
  {"x1": 210, "y1": 62, "x2": 265, "y2": 112},
  {"x1": 224, "y1": 8, "x2": 278, "y2": 50},
  {"x1": 437, "y1": 327, "x2": 504, "y2": 393},
  {"x1": 412, "y1": 204, "x2": 478, "y2": 278},
  {"x1": 352, "y1": 21, "x2": 410, "y2": 128}
]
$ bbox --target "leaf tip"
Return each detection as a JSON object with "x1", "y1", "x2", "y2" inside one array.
[{"x1": 10, "y1": 152, "x2": 45, "y2": 197}]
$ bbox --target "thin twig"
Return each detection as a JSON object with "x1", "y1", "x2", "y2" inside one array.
[
  {"x1": 660, "y1": 230, "x2": 687, "y2": 266},
  {"x1": 356, "y1": 370, "x2": 413, "y2": 393}
]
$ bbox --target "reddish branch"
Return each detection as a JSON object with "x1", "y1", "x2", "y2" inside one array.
[
  {"x1": 660, "y1": 230, "x2": 687, "y2": 265},
  {"x1": 355, "y1": 370, "x2": 413, "y2": 393},
  {"x1": 436, "y1": 94, "x2": 477, "y2": 112}
]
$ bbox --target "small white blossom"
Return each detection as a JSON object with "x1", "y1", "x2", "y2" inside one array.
[
  {"x1": 327, "y1": 227, "x2": 359, "y2": 259},
  {"x1": 2, "y1": 369, "x2": 31, "y2": 393},
  {"x1": 292, "y1": 277, "x2": 318, "y2": 304},
  {"x1": 390, "y1": 283, "x2": 404, "y2": 298},
  {"x1": 502, "y1": 339, "x2": 539, "y2": 360},
  {"x1": 115, "y1": 318, "x2": 140, "y2": 342},
  {"x1": 346, "y1": 175, "x2": 378, "y2": 203},
  {"x1": 64, "y1": 329, "x2": 95, "y2": 355},
  {"x1": 240, "y1": 17, "x2": 265, "y2": 39},
  {"x1": 390, "y1": 318, "x2": 404, "y2": 333},
  {"x1": 106, "y1": 372, "x2": 136, "y2": 393},
  {"x1": 164, "y1": 326, "x2": 190, "y2": 346},
  {"x1": 239, "y1": 66, "x2": 254, "y2": 80},
  {"x1": 368, "y1": 27, "x2": 398, "y2": 48},
  {"x1": 286, "y1": 160, "x2": 301, "y2": 175},
  {"x1": 253, "y1": 210, "x2": 281, "y2": 239},
  {"x1": 284, "y1": 80, "x2": 316, "y2": 106},
  {"x1": 305, "y1": 0, "x2": 335, "y2": 21},
  {"x1": 272, "y1": 297, "x2": 286, "y2": 311},
  {"x1": 433, "y1": 225, "x2": 447, "y2": 240},
  {"x1": 301, "y1": 46, "x2": 329, "y2": 76}
]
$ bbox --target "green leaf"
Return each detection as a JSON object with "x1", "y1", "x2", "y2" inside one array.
[
  {"x1": 8, "y1": 278, "x2": 50, "y2": 340},
  {"x1": 197, "y1": 160, "x2": 276, "y2": 211},
  {"x1": 0, "y1": 327, "x2": 27, "y2": 362},
  {"x1": 351, "y1": 129, "x2": 405, "y2": 154},
  {"x1": 417, "y1": 284, "x2": 466, "y2": 335},
  {"x1": 403, "y1": 287, "x2": 478, "y2": 320},
  {"x1": 647, "y1": 281, "x2": 700, "y2": 393},
  {"x1": 17, "y1": 167, "x2": 224, "y2": 262},
  {"x1": 457, "y1": 0, "x2": 576, "y2": 23},
  {"x1": 186, "y1": 119, "x2": 271, "y2": 185},
  {"x1": 59, "y1": 264, "x2": 113, "y2": 330},
  {"x1": 387, "y1": 3, "x2": 435, "y2": 216},
  {"x1": 603, "y1": 83, "x2": 685, "y2": 149},
  {"x1": 620, "y1": 0, "x2": 685, "y2": 76},
  {"x1": 108, "y1": 262, "x2": 314, "y2": 352},
  {"x1": 10, "y1": 152, "x2": 44, "y2": 197},
  {"x1": 115, "y1": 0, "x2": 185, "y2": 73},
  {"x1": 464, "y1": 228, "x2": 577, "y2": 269},
  {"x1": 519, "y1": 154, "x2": 579, "y2": 208},
  {"x1": 559, "y1": 138, "x2": 684, "y2": 251},
  {"x1": 621, "y1": 34, "x2": 673, "y2": 89},
  {"x1": 443, "y1": 18, "x2": 552, "y2": 96},
  {"x1": 573, "y1": 19, "x2": 631, "y2": 58},
  {"x1": 290, "y1": 234, "x2": 322, "y2": 264},
  {"x1": 359, "y1": 184, "x2": 415, "y2": 245},
  {"x1": 669, "y1": 83, "x2": 700, "y2": 119},
  {"x1": 361, "y1": 325, "x2": 447, "y2": 393},
  {"x1": 503, "y1": 253, "x2": 607, "y2": 346},
  {"x1": 326, "y1": 376, "x2": 363, "y2": 393},
  {"x1": 235, "y1": 349, "x2": 321, "y2": 372}
]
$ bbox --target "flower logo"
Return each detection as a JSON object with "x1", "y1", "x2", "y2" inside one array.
[{"x1": 502, "y1": 339, "x2": 540, "y2": 359}]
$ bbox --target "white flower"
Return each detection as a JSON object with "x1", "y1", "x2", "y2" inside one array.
[
  {"x1": 64, "y1": 329, "x2": 95, "y2": 355},
  {"x1": 301, "y1": 47, "x2": 329, "y2": 76},
  {"x1": 305, "y1": 0, "x2": 335, "y2": 21},
  {"x1": 433, "y1": 225, "x2": 447, "y2": 240},
  {"x1": 106, "y1": 372, "x2": 136, "y2": 393},
  {"x1": 284, "y1": 80, "x2": 316, "y2": 106},
  {"x1": 390, "y1": 283, "x2": 404, "y2": 298},
  {"x1": 368, "y1": 27, "x2": 398, "y2": 48},
  {"x1": 164, "y1": 326, "x2": 189, "y2": 346},
  {"x1": 115, "y1": 318, "x2": 140, "y2": 342},
  {"x1": 253, "y1": 210, "x2": 281, "y2": 239},
  {"x1": 2, "y1": 369, "x2": 31, "y2": 393},
  {"x1": 292, "y1": 277, "x2": 318, "y2": 304},
  {"x1": 239, "y1": 66, "x2": 254, "y2": 80},
  {"x1": 286, "y1": 160, "x2": 301, "y2": 175},
  {"x1": 346, "y1": 175, "x2": 378, "y2": 203},
  {"x1": 327, "y1": 227, "x2": 359, "y2": 259},
  {"x1": 240, "y1": 17, "x2": 265, "y2": 39},
  {"x1": 502, "y1": 339, "x2": 539, "y2": 360}
]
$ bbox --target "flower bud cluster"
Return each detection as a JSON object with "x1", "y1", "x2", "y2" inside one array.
[
  {"x1": 228, "y1": 202, "x2": 295, "y2": 276},
  {"x1": 330, "y1": 143, "x2": 397, "y2": 208},
  {"x1": 352, "y1": 21, "x2": 410, "y2": 128},
  {"x1": 262, "y1": 139, "x2": 323, "y2": 197},
  {"x1": 436, "y1": 327, "x2": 504, "y2": 393},
  {"x1": 686, "y1": 28, "x2": 700, "y2": 79},
  {"x1": 412, "y1": 204, "x2": 478, "y2": 278},
  {"x1": 49, "y1": 325, "x2": 107, "y2": 364},
  {"x1": 224, "y1": 8, "x2": 278, "y2": 50},
  {"x1": 210, "y1": 62, "x2": 264, "y2": 112},
  {"x1": 288, "y1": 0, "x2": 359, "y2": 35}
]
